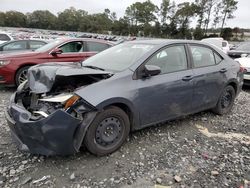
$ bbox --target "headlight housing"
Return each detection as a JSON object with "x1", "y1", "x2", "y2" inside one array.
[{"x1": 0, "y1": 60, "x2": 10, "y2": 67}]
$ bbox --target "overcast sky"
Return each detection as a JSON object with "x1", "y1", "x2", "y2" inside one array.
[{"x1": 0, "y1": 0, "x2": 249, "y2": 28}]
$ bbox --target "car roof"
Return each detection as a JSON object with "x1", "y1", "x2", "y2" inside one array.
[
  {"x1": 127, "y1": 39, "x2": 209, "y2": 46},
  {"x1": 59, "y1": 38, "x2": 114, "y2": 45}
]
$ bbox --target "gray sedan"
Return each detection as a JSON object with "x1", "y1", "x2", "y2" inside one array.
[{"x1": 5, "y1": 40, "x2": 244, "y2": 156}]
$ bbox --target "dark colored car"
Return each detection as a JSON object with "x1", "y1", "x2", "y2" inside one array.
[
  {"x1": 228, "y1": 42, "x2": 250, "y2": 59},
  {"x1": 0, "y1": 38, "x2": 112, "y2": 86},
  {"x1": 6, "y1": 40, "x2": 244, "y2": 156},
  {"x1": 0, "y1": 40, "x2": 47, "y2": 54}
]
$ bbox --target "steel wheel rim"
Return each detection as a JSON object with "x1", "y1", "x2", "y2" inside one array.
[
  {"x1": 18, "y1": 69, "x2": 28, "y2": 84},
  {"x1": 221, "y1": 90, "x2": 232, "y2": 109},
  {"x1": 95, "y1": 117, "x2": 123, "y2": 147}
]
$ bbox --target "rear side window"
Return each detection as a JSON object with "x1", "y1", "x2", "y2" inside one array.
[
  {"x1": 2, "y1": 41, "x2": 27, "y2": 51},
  {"x1": 214, "y1": 53, "x2": 223, "y2": 64},
  {"x1": 29, "y1": 41, "x2": 46, "y2": 50},
  {"x1": 0, "y1": 34, "x2": 11, "y2": 41},
  {"x1": 190, "y1": 45, "x2": 217, "y2": 68},
  {"x1": 86, "y1": 42, "x2": 110, "y2": 52}
]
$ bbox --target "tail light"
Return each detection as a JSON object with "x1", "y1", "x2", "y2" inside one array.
[
  {"x1": 235, "y1": 60, "x2": 247, "y2": 73},
  {"x1": 239, "y1": 66, "x2": 247, "y2": 73}
]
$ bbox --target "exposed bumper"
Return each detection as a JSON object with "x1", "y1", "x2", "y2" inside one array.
[
  {"x1": 5, "y1": 93, "x2": 97, "y2": 156},
  {"x1": 243, "y1": 73, "x2": 250, "y2": 86},
  {"x1": 0, "y1": 65, "x2": 15, "y2": 85}
]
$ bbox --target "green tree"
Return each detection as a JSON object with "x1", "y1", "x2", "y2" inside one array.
[
  {"x1": 221, "y1": 0, "x2": 238, "y2": 30},
  {"x1": 0, "y1": 12, "x2": 5, "y2": 26},
  {"x1": 221, "y1": 27, "x2": 233, "y2": 40},
  {"x1": 174, "y1": 2, "x2": 196, "y2": 39},
  {"x1": 160, "y1": 0, "x2": 170, "y2": 24},
  {"x1": 57, "y1": 7, "x2": 87, "y2": 31},
  {"x1": 212, "y1": 1, "x2": 223, "y2": 29},
  {"x1": 195, "y1": 0, "x2": 208, "y2": 29},
  {"x1": 204, "y1": 0, "x2": 220, "y2": 34},
  {"x1": 4, "y1": 11, "x2": 27, "y2": 27},
  {"x1": 125, "y1": 0, "x2": 158, "y2": 26},
  {"x1": 27, "y1": 10, "x2": 57, "y2": 29}
]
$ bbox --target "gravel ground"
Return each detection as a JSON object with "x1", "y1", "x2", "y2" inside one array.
[{"x1": 0, "y1": 86, "x2": 250, "y2": 188}]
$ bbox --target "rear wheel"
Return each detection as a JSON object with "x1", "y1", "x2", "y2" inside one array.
[
  {"x1": 84, "y1": 106, "x2": 130, "y2": 156},
  {"x1": 15, "y1": 66, "x2": 31, "y2": 86},
  {"x1": 212, "y1": 85, "x2": 235, "y2": 115}
]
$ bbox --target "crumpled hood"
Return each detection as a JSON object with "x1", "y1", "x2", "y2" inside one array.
[{"x1": 27, "y1": 62, "x2": 112, "y2": 94}]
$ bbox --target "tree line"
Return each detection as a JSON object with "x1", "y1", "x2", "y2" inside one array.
[{"x1": 0, "y1": 0, "x2": 240, "y2": 40}]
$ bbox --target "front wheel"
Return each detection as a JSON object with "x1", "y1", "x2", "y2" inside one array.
[
  {"x1": 212, "y1": 85, "x2": 236, "y2": 115},
  {"x1": 84, "y1": 106, "x2": 130, "y2": 156},
  {"x1": 15, "y1": 66, "x2": 31, "y2": 86}
]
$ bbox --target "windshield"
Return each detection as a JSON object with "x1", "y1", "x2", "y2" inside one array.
[
  {"x1": 82, "y1": 43, "x2": 154, "y2": 72},
  {"x1": 236, "y1": 43, "x2": 250, "y2": 51},
  {"x1": 35, "y1": 40, "x2": 61, "y2": 52}
]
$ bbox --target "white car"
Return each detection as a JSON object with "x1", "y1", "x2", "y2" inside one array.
[
  {"x1": 201, "y1": 38, "x2": 230, "y2": 54},
  {"x1": 0, "y1": 32, "x2": 13, "y2": 44},
  {"x1": 235, "y1": 54, "x2": 250, "y2": 85}
]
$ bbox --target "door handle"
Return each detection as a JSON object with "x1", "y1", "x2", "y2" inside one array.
[
  {"x1": 182, "y1": 75, "x2": 193, "y2": 81},
  {"x1": 219, "y1": 68, "x2": 227, "y2": 73}
]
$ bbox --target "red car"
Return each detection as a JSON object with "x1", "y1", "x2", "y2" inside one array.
[{"x1": 0, "y1": 38, "x2": 112, "y2": 86}]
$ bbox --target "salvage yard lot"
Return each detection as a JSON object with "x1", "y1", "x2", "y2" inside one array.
[{"x1": 0, "y1": 87, "x2": 250, "y2": 188}]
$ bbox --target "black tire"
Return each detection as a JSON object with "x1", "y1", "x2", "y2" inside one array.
[
  {"x1": 84, "y1": 106, "x2": 130, "y2": 156},
  {"x1": 15, "y1": 66, "x2": 31, "y2": 86},
  {"x1": 212, "y1": 85, "x2": 236, "y2": 115}
]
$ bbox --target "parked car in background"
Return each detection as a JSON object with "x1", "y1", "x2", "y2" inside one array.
[
  {"x1": 201, "y1": 38, "x2": 230, "y2": 53},
  {"x1": 235, "y1": 54, "x2": 250, "y2": 85},
  {"x1": 228, "y1": 42, "x2": 250, "y2": 59},
  {"x1": 0, "y1": 32, "x2": 13, "y2": 44},
  {"x1": 0, "y1": 38, "x2": 113, "y2": 86},
  {"x1": 0, "y1": 40, "x2": 47, "y2": 54},
  {"x1": 5, "y1": 40, "x2": 244, "y2": 156}
]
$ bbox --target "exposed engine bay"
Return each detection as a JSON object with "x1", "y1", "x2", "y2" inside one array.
[{"x1": 15, "y1": 63, "x2": 112, "y2": 121}]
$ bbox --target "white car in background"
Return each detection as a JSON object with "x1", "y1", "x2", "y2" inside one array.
[
  {"x1": 201, "y1": 38, "x2": 230, "y2": 54},
  {"x1": 235, "y1": 54, "x2": 250, "y2": 86},
  {"x1": 0, "y1": 32, "x2": 13, "y2": 44}
]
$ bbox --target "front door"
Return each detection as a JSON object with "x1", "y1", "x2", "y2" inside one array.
[
  {"x1": 47, "y1": 41, "x2": 95, "y2": 63},
  {"x1": 134, "y1": 44, "x2": 194, "y2": 127}
]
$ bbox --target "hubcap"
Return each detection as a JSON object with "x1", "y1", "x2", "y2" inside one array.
[
  {"x1": 95, "y1": 117, "x2": 122, "y2": 147},
  {"x1": 221, "y1": 90, "x2": 232, "y2": 108},
  {"x1": 18, "y1": 69, "x2": 28, "y2": 85}
]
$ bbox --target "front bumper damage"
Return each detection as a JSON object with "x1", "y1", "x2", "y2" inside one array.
[{"x1": 5, "y1": 93, "x2": 97, "y2": 156}]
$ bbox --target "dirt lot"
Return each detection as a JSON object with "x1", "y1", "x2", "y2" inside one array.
[{"x1": 0, "y1": 86, "x2": 249, "y2": 188}]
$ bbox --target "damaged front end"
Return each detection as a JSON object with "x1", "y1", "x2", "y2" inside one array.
[{"x1": 5, "y1": 63, "x2": 112, "y2": 156}]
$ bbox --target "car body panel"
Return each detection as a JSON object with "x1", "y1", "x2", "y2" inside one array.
[
  {"x1": 0, "y1": 40, "x2": 47, "y2": 54},
  {"x1": 228, "y1": 42, "x2": 250, "y2": 59},
  {"x1": 0, "y1": 38, "x2": 112, "y2": 85},
  {"x1": 5, "y1": 39, "x2": 243, "y2": 155},
  {"x1": 235, "y1": 56, "x2": 250, "y2": 85},
  {"x1": 6, "y1": 93, "x2": 97, "y2": 155}
]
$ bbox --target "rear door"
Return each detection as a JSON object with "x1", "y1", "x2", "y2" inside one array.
[
  {"x1": 85, "y1": 41, "x2": 111, "y2": 59},
  {"x1": 134, "y1": 44, "x2": 194, "y2": 126},
  {"x1": 188, "y1": 44, "x2": 227, "y2": 111}
]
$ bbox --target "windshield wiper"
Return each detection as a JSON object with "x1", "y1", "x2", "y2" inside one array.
[{"x1": 82, "y1": 65, "x2": 105, "y2": 71}]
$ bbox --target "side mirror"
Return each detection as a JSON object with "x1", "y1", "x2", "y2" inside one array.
[
  {"x1": 139, "y1": 65, "x2": 161, "y2": 78},
  {"x1": 51, "y1": 48, "x2": 62, "y2": 56}
]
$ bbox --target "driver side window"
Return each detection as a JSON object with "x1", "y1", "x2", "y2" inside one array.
[
  {"x1": 146, "y1": 45, "x2": 188, "y2": 74},
  {"x1": 59, "y1": 41, "x2": 84, "y2": 53}
]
